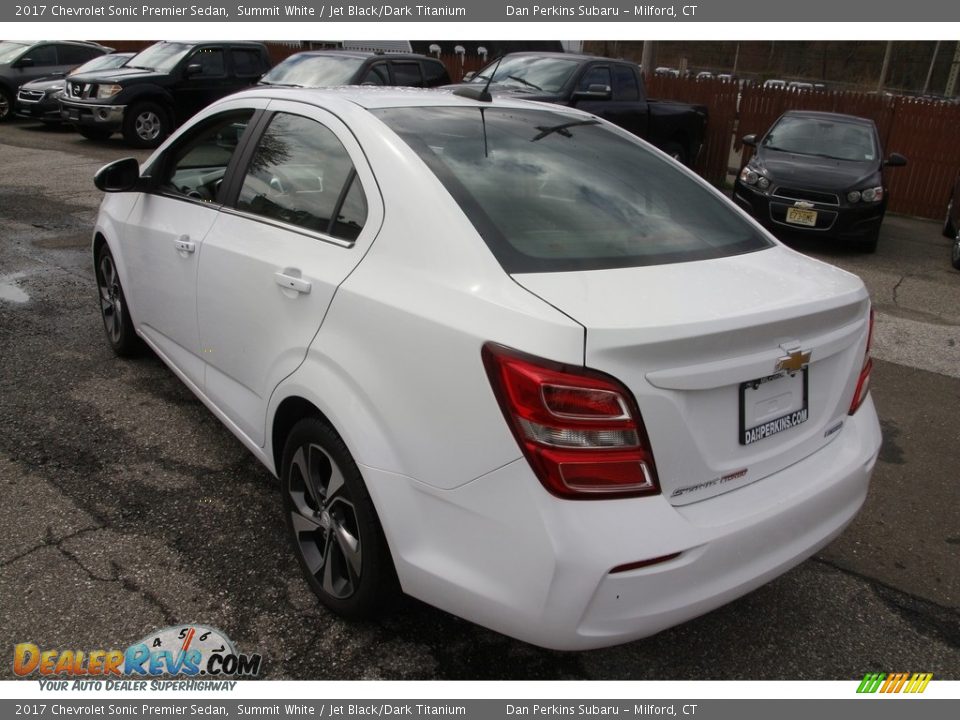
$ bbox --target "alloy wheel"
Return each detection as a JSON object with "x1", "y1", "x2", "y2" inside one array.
[
  {"x1": 135, "y1": 110, "x2": 162, "y2": 141},
  {"x1": 97, "y1": 253, "x2": 123, "y2": 344}
]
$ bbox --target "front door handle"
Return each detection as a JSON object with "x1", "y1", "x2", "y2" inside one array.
[
  {"x1": 174, "y1": 236, "x2": 195, "y2": 254},
  {"x1": 274, "y1": 271, "x2": 311, "y2": 295}
]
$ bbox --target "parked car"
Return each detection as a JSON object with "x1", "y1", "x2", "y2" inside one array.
[
  {"x1": 734, "y1": 110, "x2": 907, "y2": 252},
  {"x1": 59, "y1": 41, "x2": 271, "y2": 147},
  {"x1": 695, "y1": 71, "x2": 715, "y2": 80},
  {"x1": 787, "y1": 81, "x2": 814, "y2": 92},
  {"x1": 943, "y1": 174, "x2": 960, "y2": 270},
  {"x1": 15, "y1": 52, "x2": 133, "y2": 124},
  {"x1": 0, "y1": 40, "x2": 111, "y2": 122},
  {"x1": 654, "y1": 66, "x2": 680, "y2": 77},
  {"x1": 260, "y1": 50, "x2": 450, "y2": 89},
  {"x1": 454, "y1": 52, "x2": 707, "y2": 166},
  {"x1": 763, "y1": 79, "x2": 786, "y2": 89},
  {"x1": 92, "y1": 86, "x2": 880, "y2": 650}
]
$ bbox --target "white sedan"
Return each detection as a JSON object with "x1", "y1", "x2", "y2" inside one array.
[{"x1": 92, "y1": 87, "x2": 881, "y2": 650}]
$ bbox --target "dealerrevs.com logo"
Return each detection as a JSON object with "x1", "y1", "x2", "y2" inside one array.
[
  {"x1": 14, "y1": 625, "x2": 261, "y2": 690},
  {"x1": 857, "y1": 672, "x2": 933, "y2": 694}
]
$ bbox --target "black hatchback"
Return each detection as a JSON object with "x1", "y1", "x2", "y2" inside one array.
[
  {"x1": 734, "y1": 110, "x2": 907, "y2": 252},
  {"x1": 258, "y1": 50, "x2": 450, "y2": 89}
]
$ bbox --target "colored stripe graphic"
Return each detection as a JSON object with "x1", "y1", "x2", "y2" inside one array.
[{"x1": 857, "y1": 672, "x2": 932, "y2": 693}]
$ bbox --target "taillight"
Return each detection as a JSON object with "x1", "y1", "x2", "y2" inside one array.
[
  {"x1": 849, "y1": 306, "x2": 875, "y2": 415},
  {"x1": 482, "y1": 343, "x2": 660, "y2": 499}
]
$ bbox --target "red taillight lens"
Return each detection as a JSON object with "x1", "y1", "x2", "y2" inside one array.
[
  {"x1": 849, "y1": 307, "x2": 875, "y2": 415},
  {"x1": 482, "y1": 343, "x2": 660, "y2": 499}
]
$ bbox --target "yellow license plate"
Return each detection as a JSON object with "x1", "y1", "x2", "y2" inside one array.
[{"x1": 786, "y1": 207, "x2": 818, "y2": 226}]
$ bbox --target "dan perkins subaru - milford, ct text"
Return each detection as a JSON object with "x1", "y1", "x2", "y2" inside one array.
[{"x1": 506, "y1": 5, "x2": 699, "y2": 16}]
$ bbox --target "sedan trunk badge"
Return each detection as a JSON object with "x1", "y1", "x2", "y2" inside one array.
[{"x1": 776, "y1": 349, "x2": 812, "y2": 372}]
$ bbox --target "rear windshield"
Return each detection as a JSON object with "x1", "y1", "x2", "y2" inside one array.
[{"x1": 374, "y1": 106, "x2": 772, "y2": 273}]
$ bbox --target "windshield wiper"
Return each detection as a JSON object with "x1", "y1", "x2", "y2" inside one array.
[
  {"x1": 507, "y1": 75, "x2": 542, "y2": 91},
  {"x1": 259, "y1": 81, "x2": 305, "y2": 88},
  {"x1": 531, "y1": 119, "x2": 599, "y2": 142}
]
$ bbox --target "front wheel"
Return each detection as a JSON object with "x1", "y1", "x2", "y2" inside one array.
[
  {"x1": 122, "y1": 101, "x2": 170, "y2": 148},
  {"x1": 281, "y1": 418, "x2": 397, "y2": 619},
  {"x1": 661, "y1": 141, "x2": 688, "y2": 167},
  {"x1": 94, "y1": 245, "x2": 142, "y2": 356},
  {"x1": 0, "y1": 87, "x2": 13, "y2": 122},
  {"x1": 857, "y1": 228, "x2": 879, "y2": 254}
]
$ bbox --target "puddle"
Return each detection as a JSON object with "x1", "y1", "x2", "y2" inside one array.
[{"x1": 0, "y1": 273, "x2": 30, "y2": 304}]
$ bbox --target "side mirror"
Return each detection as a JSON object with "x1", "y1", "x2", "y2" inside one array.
[
  {"x1": 94, "y1": 158, "x2": 141, "y2": 192},
  {"x1": 572, "y1": 84, "x2": 612, "y2": 101},
  {"x1": 15, "y1": 57, "x2": 35, "y2": 69},
  {"x1": 462, "y1": 71, "x2": 476, "y2": 82},
  {"x1": 742, "y1": 134, "x2": 757, "y2": 148},
  {"x1": 184, "y1": 63, "x2": 203, "y2": 77},
  {"x1": 885, "y1": 152, "x2": 907, "y2": 167}
]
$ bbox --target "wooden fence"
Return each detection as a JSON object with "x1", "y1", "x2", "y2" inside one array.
[{"x1": 649, "y1": 76, "x2": 960, "y2": 220}]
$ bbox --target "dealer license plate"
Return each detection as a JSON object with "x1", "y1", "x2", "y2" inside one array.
[
  {"x1": 786, "y1": 207, "x2": 818, "y2": 226},
  {"x1": 739, "y1": 369, "x2": 809, "y2": 445}
]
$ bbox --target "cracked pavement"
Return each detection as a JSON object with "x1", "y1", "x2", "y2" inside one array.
[{"x1": 0, "y1": 121, "x2": 958, "y2": 680}]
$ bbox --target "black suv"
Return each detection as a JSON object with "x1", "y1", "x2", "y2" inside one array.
[
  {"x1": 259, "y1": 50, "x2": 450, "y2": 89},
  {"x1": 0, "y1": 40, "x2": 111, "y2": 122},
  {"x1": 60, "y1": 41, "x2": 271, "y2": 148}
]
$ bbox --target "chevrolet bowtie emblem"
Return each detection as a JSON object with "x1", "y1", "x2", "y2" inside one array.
[
  {"x1": 776, "y1": 349, "x2": 812, "y2": 372},
  {"x1": 794, "y1": 201, "x2": 815, "y2": 209}
]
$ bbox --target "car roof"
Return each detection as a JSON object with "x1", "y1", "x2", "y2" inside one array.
[
  {"x1": 287, "y1": 50, "x2": 439, "y2": 62},
  {"x1": 781, "y1": 110, "x2": 874, "y2": 126},
  {"x1": 498, "y1": 51, "x2": 620, "y2": 63},
  {"x1": 227, "y1": 85, "x2": 589, "y2": 115}
]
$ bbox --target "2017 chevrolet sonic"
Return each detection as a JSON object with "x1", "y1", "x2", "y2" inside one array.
[{"x1": 92, "y1": 87, "x2": 881, "y2": 650}]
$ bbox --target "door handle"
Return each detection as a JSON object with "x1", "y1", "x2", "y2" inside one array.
[
  {"x1": 274, "y1": 272, "x2": 311, "y2": 295},
  {"x1": 174, "y1": 236, "x2": 195, "y2": 254}
]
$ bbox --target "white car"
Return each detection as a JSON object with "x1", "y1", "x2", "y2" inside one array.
[{"x1": 92, "y1": 87, "x2": 881, "y2": 650}]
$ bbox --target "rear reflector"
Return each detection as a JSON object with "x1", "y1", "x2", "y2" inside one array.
[
  {"x1": 849, "y1": 307, "x2": 875, "y2": 415},
  {"x1": 482, "y1": 343, "x2": 660, "y2": 499},
  {"x1": 610, "y1": 552, "x2": 682, "y2": 574}
]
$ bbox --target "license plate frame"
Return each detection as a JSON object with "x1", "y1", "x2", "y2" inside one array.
[
  {"x1": 739, "y1": 369, "x2": 810, "y2": 446},
  {"x1": 786, "y1": 207, "x2": 818, "y2": 227}
]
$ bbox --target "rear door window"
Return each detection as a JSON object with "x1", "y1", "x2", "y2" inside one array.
[
  {"x1": 236, "y1": 112, "x2": 367, "y2": 242},
  {"x1": 391, "y1": 62, "x2": 424, "y2": 87}
]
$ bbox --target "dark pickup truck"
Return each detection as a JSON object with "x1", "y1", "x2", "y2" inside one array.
[
  {"x1": 59, "y1": 41, "x2": 271, "y2": 148},
  {"x1": 455, "y1": 52, "x2": 707, "y2": 166}
]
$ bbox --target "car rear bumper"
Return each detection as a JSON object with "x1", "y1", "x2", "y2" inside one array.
[
  {"x1": 59, "y1": 99, "x2": 125, "y2": 129},
  {"x1": 734, "y1": 182, "x2": 885, "y2": 241},
  {"x1": 361, "y1": 395, "x2": 881, "y2": 650}
]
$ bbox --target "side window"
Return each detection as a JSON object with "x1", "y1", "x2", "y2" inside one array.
[
  {"x1": 613, "y1": 65, "x2": 640, "y2": 101},
  {"x1": 578, "y1": 66, "x2": 612, "y2": 92},
  {"x1": 237, "y1": 112, "x2": 367, "y2": 241},
  {"x1": 160, "y1": 110, "x2": 255, "y2": 202},
  {"x1": 59, "y1": 45, "x2": 101, "y2": 65},
  {"x1": 23, "y1": 45, "x2": 57, "y2": 67},
  {"x1": 359, "y1": 63, "x2": 389, "y2": 86},
  {"x1": 187, "y1": 48, "x2": 226, "y2": 78},
  {"x1": 391, "y1": 62, "x2": 424, "y2": 87},
  {"x1": 422, "y1": 60, "x2": 450, "y2": 88},
  {"x1": 231, "y1": 48, "x2": 264, "y2": 78}
]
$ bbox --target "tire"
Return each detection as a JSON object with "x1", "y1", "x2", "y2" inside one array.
[
  {"x1": 281, "y1": 418, "x2": 397, "y2": 619},
  {"x1": 943, "y1": 199, "x2": 955, "y2": 240},
  {"x1": 122, "y1": 101, "x2": 170, "y2": 148},
  {"x1": 857, "y1": 228, "x2": 879, "y2": 254},
  {"x1": 0, "y1": 87, "x2": 13, "y2": 123},
  {"x1": 951, "y1": 234, "x2": 960, "y2": 271},
  {"x1": 662, "y1": 141, "x2": 688, "y2": 167},
  {"x1": 78, "y1": 126, "x2": 113, "y2": 141},
  {"x1": 94, "y1": 245, "x2": 142, "y2": 357}
]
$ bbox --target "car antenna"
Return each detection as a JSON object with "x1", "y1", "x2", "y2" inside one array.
[{"x1": 452, "y1": 56, "x2": 501, "y2": 103}]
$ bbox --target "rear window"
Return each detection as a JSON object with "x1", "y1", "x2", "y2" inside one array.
[{"x1": 374, "y1": 106, "x2": 772, "y2": 273}]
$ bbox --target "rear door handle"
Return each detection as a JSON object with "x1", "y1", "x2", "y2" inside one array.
[
  {"x1": 274, "y1": 272, "x2": 311, "y2": 295},
  {"x1": 174, "y1": 236, "x2": 195, "y2": 254}
]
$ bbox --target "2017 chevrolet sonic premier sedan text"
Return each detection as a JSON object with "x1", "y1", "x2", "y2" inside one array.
[{"x1": 92, "y1": 87, "x2": 881, "y2": 650}]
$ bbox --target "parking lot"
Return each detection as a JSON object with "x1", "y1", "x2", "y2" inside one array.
[{"x1": 0, "y1": 119, "x2": 958, "y2": 680}]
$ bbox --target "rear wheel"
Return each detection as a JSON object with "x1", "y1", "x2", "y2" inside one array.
[
  {"x1": 78, "y1": 126, "x2": 113, "y2": 141},
  {"x1": 944, "y1": 199, "x2": 956, "y2": 239},
  {"x1": 122, "y1": 101, "x2": 170, "y2": 148},
  {"x1": 951, "y1": 234, "x2": 960, "y2": 271},
  {"x1": 281, "y1": 418, "x2": 397, "y2": 619}
]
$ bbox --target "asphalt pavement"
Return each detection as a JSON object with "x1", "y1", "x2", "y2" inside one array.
[{"x1": 0, "y1": 120, "x2": 958, "y2": 680}]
